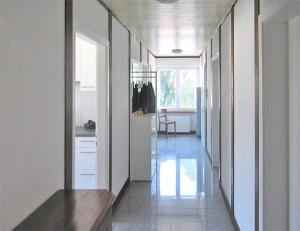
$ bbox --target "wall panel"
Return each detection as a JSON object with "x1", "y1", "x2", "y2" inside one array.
[
  {"x1": 206, "y1": 42, "x2": 213, "y2": 160},
  {"x1": 220, "y1": 13, "x2": 232, "y2": 205},
  {"x1": 111, "y1": 17, "x2": 130, "y2": 196},
  {"x1": 131, "y1": 37, "x2": 140, "y2": 62},
  {"x1": 141, "y1": 45, "x2": 148, "y2": 65},
  {"x1": 0, "y1": 1, "x2": 65, "y2": 229},
  {"x1": 262, "y1": 22, "x2": 289, "y2": 231},
  {"x1": 289, "y1": 15, "x2": 300, "y2": 230},
  {"x1": 74, "y1": 0, "x2": 109, "y2": 41},
  {"x1": 234, "y1": 0, "x2": 256, "y2": 230}
]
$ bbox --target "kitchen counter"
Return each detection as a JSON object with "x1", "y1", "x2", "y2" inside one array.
[{"x1": 75, "y1": 126, "x2": 96, "y2": 137}]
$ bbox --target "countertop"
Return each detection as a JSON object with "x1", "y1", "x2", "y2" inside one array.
[{"x1": 75, "y1": 126, "x2": 95, "y2": 137}]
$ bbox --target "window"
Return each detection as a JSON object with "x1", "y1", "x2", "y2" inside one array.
[
  {"x1": 159, "y1": 70, "x2": 176, "y2": 108},
  {"x1": 158, "y1": 68, "x2": 198, "y2": 109}
]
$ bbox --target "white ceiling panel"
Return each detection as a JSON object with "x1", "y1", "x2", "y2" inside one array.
[{"x1": 102, "y1": 0, "x2": 234, "y2": 56}]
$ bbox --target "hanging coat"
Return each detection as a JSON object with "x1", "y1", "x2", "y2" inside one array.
[
  {"x1": 147, "y1": 82, "x2": 156, "y2": 113},
  {"x1": 139, "y1": 83, "x2": 149, "y2": 114},
  {"x1": 132, "y1": 82, "x2": 140, "y2": 112}
]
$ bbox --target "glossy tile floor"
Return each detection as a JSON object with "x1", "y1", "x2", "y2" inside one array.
[{"x1": 113, "y1": 135, "x2": 235, "y2": 231}]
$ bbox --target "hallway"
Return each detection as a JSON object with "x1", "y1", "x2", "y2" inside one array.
[{"x1": 113, "y1": 135, "x2": 234, "y2": 231}]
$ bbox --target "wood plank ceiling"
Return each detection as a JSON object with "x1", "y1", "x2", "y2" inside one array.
[{"x1": 102, "y1": 0, "x2": 234, "y2": 56}]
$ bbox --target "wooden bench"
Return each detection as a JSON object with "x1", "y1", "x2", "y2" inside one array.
[{"x1": 14, "y1": 190, "x2": 114, "y2": 231}]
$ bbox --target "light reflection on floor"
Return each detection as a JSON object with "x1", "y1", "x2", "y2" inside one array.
[{"x1": 112, "y1": 135, "x2": 235, "y2": 231}]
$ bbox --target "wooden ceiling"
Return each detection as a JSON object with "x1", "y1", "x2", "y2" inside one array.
[{"x1": 102, "y1": 0, "x2": 234, "y2": 56}]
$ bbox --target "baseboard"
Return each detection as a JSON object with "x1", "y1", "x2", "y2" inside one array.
[
  {"x1": 204, "y1": 147, "x2": 212, "y2": 165},
  {"x1": 157, "y1": 131, "x2": 196, "y2": 135},
  {"x1": 112, "y1": 177, "x2": 130, "y2": 211},
  {"x1": 219, "y1": 182, "x2": 240, "y2": 231}
]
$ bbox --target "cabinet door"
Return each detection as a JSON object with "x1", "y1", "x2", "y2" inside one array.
[
  {"x1": 75, "y1": 170, "x2": 96, "y2": 189},
  {"x1": 75, "y1": 147, "x2": 96, "y2": 170},
  {"x1": 76, "y1": 137, "x2": 97, "y2": 148}
]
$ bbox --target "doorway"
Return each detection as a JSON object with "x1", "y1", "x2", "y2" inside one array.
[
  {"x1": 73, "y1": 32, "x2": 109, "y2": 190},
  {"x1": 260, "y1": 3, "x2": 300, "y2": 229}
]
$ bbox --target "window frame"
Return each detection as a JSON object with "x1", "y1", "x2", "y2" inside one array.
[{"x1": 157, "y1": 66, "x2": 199, "y2": 111}]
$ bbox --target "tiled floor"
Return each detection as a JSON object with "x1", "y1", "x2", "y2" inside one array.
[{"x1": 113, "y1": 135, "x2": 235, "y2": 231}]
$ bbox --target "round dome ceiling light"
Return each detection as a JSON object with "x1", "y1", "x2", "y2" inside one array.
[
  {"x1": 172, "y1": 49, "x2": 183, "y2": 54},
  {"x1": 156, "y1": 0, "x2": 178, "y2": 4}
]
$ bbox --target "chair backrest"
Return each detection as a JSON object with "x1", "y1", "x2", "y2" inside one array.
[{"x1": 159, "y1": 109, "x2": 168, "y2": 121}]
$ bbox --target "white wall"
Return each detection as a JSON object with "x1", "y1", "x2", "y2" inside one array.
[
  {"x1": 0, "y1": 1, "x2": 65, "y2": 229},
  {"x1": 200, "y1": 52, "x2": 207, "y2": 148},
  {"x1": 111, "y1": 17, "x2": 130, "y2": 196},
  {"x1": 141, "y1": 45, "x2": 148, "y2": 65},
  {"x1": 75, "y1": 89, "x2": 97, "y2": 125},
  {"x1": 212, "y1": 30, "x2": 220, "y2": 57},
  {"x1": 156, "y1": 58, "x2": 200, "y2": 133},
  {"x1": 206, "y1": 42, "x2": 213, "y2": 160},
  {"x1": 156, "y1": 58, "x2": 199, "y2": 67},
  {"x1": 220, "y1": 13, "x2": 232, "y2": 205},
  {"x1": 259, "y1": 2, "x2": 300, "y2": 230},
  {"x1": 74, "y1": 0, "x2": 109, "y2": 42},
  {"x1": 158, "y1": 112, "x2": 196, "y2": 133},
  {"x1": 289, "y1": 15, "x2": 300, "y2": 231},
  {"x1": 131, "y1": 36, "x2": 140, "y2": 62},
  {"x1": 148, "y1": 52, "x2": 156, "y2": 71},
  {"x1": 211, "y1": 30, "x2": 220, "y2": 167},
  {"x1": 205, "y1": 30, "x2": 220, "y2": 168},
  {"x1": 262, "y1": 22, "x2": 289, "y2": 231},
  {"x1": 261, "y1": 0, "x2": 292, "y2": 21},
  {"x1": 211, "y1": 58, "x2": 220, "y2": 167},
  {"x1": 234, "y1": 0, "x2": 256, "y2": 230}
]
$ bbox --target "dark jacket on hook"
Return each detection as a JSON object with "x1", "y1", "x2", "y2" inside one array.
[
  {"x1": 147, "y1": 82, "x2": 156, "y2": 113},
  {"x1": 132, "y1": 83, "x2": 140, "y2": 113},
  {"x1": 139, "y1": 83, "x2": 148, "y2": 114},
  {"x1": 139, "y1": 82, "x2": 156, "y2": 114}
]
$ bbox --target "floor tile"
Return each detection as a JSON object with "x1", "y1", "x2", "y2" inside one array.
[
  {"x1": 200, "y1": 208, "x2": 231, "y2": 223},
  {"x1": 202, "y1": 222, "x2": 230, "y2": 231},
  {"x1": 171, "y1": 221, "x2": 204, "y2": 231},
  {"x1": 112, "y1": 135, "x2": 235, "y2": 231}
]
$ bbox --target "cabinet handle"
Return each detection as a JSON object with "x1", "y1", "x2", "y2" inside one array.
[
  {"x1": 80, "y1": 152, "x2": 95, "y2": 154},
  {"x1": 80, "y1": 141, "x2": 95, "y2": 143},
  {"x1": 80, "y1": 173, "x2": 95, "y2": 176}
]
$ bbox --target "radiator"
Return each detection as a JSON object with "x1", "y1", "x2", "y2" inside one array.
[{"x1": 159, "y1": 115, "x2": 191, "y2": 133}]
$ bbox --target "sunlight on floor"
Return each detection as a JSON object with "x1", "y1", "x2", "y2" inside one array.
[{"x1": 112, "y1": 135, "x2": 234, "y2": 231}]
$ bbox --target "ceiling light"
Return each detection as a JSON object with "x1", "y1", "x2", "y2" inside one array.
[
  {"x1": 172, "y1": 49, "x2": 183, "y2": 54},
  {"x1": 156, "y1": 0, "x2": 178, "y2": 4}
]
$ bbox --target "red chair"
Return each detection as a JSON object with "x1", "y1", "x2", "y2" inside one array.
[{"x1": 158, "y1": 109, "x2": 176, "y2": 137}]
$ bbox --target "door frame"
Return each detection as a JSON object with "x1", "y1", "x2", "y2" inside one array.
[{"x1": 65, "y1": 0, "x2": 110, "y2": 190}]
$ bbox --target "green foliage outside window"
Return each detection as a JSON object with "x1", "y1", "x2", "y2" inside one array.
[
  {"x1": 179, "y1": 70, "x2": 196, "y2": 108},
  {"x1": 159, "y1": 71, "x2": 176, "y2": 108}
]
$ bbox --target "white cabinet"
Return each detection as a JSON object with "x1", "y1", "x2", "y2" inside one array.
[
  {"x1": 130, "y1": 114, "x2": 157, "y2": 181},
  {"x1": 75, "y1": 147, "x2": 96, "y2": 170},
  {"x1": 75, "y1": 137, "x2": 97, "y2": 189},
  {"x1": 75, "y1": 35, "x2": 97, "y2": 91},
  {"x1": 75, "y1": 170, "x2": 97, "y2": 189},
  {"x1": 75, "y1": 137, "x2": 96, "y2": 147}
]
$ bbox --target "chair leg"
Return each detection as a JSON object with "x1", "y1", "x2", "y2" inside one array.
[
  {"x1": 159, "y1": 122, "x2": 161, "y2": 134},
  {"x1": 174, "y1": 122, "x2": 176, "y2": 137},
  {"x1": 166, "y1": 124, "x2": 168, "y2": 138}
]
